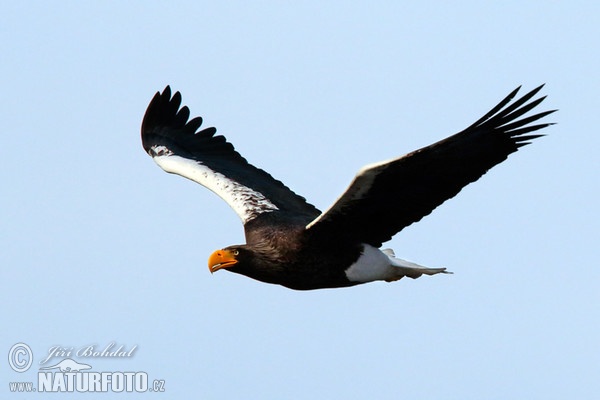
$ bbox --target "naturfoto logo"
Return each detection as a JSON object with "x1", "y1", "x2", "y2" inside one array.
[{"x1": 7, "y1": 342, "x2": 165, "y2": 394}]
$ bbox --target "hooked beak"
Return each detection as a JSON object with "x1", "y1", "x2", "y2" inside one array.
[{"x1": 208, "y1": 249, "x2": 238, "y2": 273}]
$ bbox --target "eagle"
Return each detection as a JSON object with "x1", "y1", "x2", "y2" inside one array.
[{"x1": 141, "y1": 85, "x2": 554, "y2": 290}]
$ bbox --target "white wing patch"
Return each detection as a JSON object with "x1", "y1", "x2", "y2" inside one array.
[{"x1": 150, "y1": 146, "x2": 279, "y2": 223}]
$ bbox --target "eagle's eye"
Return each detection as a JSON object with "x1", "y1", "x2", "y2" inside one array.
[{"x1": 233, "y1": 250, "x2": 239, "y2": 256}]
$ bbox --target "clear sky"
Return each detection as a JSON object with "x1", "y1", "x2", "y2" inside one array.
[{"x1": 2, "y1": 1, "x2": 598, "y2": 399}]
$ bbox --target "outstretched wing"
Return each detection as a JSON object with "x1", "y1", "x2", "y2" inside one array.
[
  {"x1": 141, "y1": 86, "x2": 320, "y2": 225},
  {"x1": 306, "y1": 85, "x2": 556, "y2": 247}
]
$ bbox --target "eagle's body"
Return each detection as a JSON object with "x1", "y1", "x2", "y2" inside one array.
[{"x1": 142, "y1": 85, "x2": 554, "y2": 290}]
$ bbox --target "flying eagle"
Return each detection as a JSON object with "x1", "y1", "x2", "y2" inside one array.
[{"x1": 141, "y1": 85, "x2": 554, "y2": 290}]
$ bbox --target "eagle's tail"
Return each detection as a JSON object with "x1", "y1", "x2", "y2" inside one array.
[{"x1": 382, "y1": 248, "x2": 451, "y2": 281}]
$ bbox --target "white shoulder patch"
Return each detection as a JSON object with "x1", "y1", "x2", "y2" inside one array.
[
  {"x1": 305, "y1": 158, "x2": 393, "y2": 229},
  {"x1": 151, "y1": 149, "x2": 279, "y2": 223}
]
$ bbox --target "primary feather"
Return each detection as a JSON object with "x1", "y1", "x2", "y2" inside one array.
[
  {"x1": 141, "y1": 87, "x2": 319, "y2": 224},
  {"x1": 306, "y1": 85, "x2": 555, "y2": 247}
]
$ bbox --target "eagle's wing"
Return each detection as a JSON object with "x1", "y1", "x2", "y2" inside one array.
[
  {"x1": 142, "y1": 86, "x2": 320, "y2": 225},
  {"x1": 306, "y1": 85, "x2": 556, "y2": 247}
]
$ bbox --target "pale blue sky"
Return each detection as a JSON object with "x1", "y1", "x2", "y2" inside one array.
[{"x1": 2, "y1": 1, "x2": 599, "y2": 399}]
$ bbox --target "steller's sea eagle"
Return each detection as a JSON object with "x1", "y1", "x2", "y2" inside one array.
[{"x1": 141, "y1": 85, "x2": 555, "y2": 290}]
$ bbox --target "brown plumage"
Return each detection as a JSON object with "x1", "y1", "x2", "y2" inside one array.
[{"x1": 142, "y1": 85, "x2": 555, "y2": 290}]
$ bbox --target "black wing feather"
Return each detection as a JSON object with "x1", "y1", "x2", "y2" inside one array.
[
  {"x1": 306, "y1": 85, "x2": 556, "y2": 247},
  {"x1": 142, "y1": 86, "x2": 320, "y2": 224}
]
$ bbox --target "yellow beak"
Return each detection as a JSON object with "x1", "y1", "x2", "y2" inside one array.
[{"x1": 208, "y1": 249, "x2": 238, "y2": 273}]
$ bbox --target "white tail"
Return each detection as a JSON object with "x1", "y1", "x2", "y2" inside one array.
[{"x1": 382, "y1": 248, "x2": 451, "y2": 281}]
